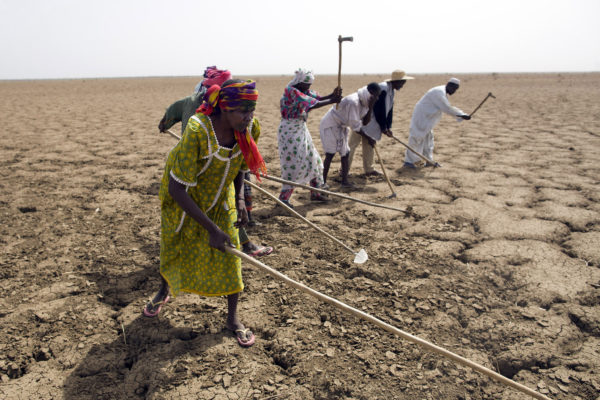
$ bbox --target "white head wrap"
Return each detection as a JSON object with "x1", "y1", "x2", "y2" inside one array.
[
  {"x1": 357, "y1": 86, "x2": 372, "y2": 106},
  {"x1": 288, "y1": 68, "x2": 315, "y2": 87},
  {"x1": 448, "y1": 77, "x2": 460, "y2": 85}
]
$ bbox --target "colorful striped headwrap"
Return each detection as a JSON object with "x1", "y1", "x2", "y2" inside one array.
[
  {"x1": 198, "y1": 80, "x2": 266, "y2": 180},
  {"x1": 198, "y1": 80, "x2": 259, "y2": 115}
]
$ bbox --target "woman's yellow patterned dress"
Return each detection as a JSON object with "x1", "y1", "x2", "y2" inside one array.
[{"x1": 159, "y1": 113, "x2": 261, "y2": 297}]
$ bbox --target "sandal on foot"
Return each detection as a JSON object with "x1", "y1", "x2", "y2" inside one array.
[
  {"x1": 310, "y1": 193, "x2": 329, "y2": 202},
  {"x1": 247, "y1": 245, "x2": 273, "y2": 257},
  {"x1": 143, "y1": 295, "x2": 170, "y2": 318},
  {"x1": 234, "y1": 328, "x2": 255, "y2": 348}
]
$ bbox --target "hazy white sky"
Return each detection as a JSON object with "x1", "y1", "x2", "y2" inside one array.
[{"x1": 1, "y1": 0, "x2": 599, "y2": 80}]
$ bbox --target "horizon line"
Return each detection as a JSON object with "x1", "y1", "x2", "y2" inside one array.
[{"x1": 2, "y1": 70, "x2": 599, "y2": 82}]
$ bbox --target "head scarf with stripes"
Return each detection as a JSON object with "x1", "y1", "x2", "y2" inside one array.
[{"x1": 198, "y1": 81, "x2": 266, "y2": 180}]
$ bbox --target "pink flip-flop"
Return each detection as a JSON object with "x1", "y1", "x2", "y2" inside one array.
[
  {"x1": 234, "y1": 328, "x2": 255, "y2": 348},
  {"x1": 143, "y1": 295, "x2": 170, "y2": 317},
  {"x1": 248, "y1": 245, "x2": 273, "y2": 258}
]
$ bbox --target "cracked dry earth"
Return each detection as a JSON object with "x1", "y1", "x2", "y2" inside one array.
[{"x1": 1, "y1": 73, "x2": 599, "y2": 400}]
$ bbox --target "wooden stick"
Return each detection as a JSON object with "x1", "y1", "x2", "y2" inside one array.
[
  {"x1": 335, "y1": 35, "x2": 352, "y2": 110},
  {"x1": 244, "y1": 179, "x2": 364, "y2": 260},
  {"x1": 121, "y1": 322, "x2": 127, "y2": 345},
  {"x1": 336, "y1": 36, "x2": 342, "y2": 110},
  {"x1": 226, "y1": 246, "x2": 551, "y2": 400},
  {"x1": 392, "y1": 136, "x2": 438, "y2": 167},
  {"x1": 166, "y1": 129, "x2": 182, "y2": 140},
  {"x1": 469, "y1": 92, "x2": 495, "y2": 117},
  {"x1": 337, "y1": 35, "x2": 342, "y2": 89},
  {"x1": 373, "y1": 144, "x2": 397, "y2": 198},
  {"x1": 261, "y1": 174, "x2": 409, "y2": 214}
]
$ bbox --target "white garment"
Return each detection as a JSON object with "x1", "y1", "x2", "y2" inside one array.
[
  {"x1": 409, "y1": 85, "x2": 464, "y2": 139},
  {"x1": 320, "y1": 125, "x2": 350, "y2": 156},
  {"x1": 404, "y1": 85, "x2": 464, "y2": 163},
  {"x1": 320, "y1": 91, "x2": 371, "y2": 155},
  {"x1": 404, "y1": 131, "x2": 435, "y2": 164},
  {"x1": 320, "y1": 91, "x2": 371, "y2": 134}
]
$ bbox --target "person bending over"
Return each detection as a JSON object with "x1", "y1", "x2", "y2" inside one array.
[{"x1": 319, "y1": 82, "x2": 381, "y2": 188}]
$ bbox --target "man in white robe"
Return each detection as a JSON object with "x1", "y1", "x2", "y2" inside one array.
[
  {"x1": 404, "y1": 78, "x2": 471, "y2": 168},
  {"x1": 319, "y1": 83, "x2": 381, "y2": 187}
]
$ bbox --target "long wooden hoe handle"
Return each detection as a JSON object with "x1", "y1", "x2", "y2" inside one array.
[
  {"x1": 336, "y1": 35, "x2": 353, "y2": 110},
  {"x1": 262, "y1": 174, "x2": 408, "y2": 214},
  {"x1": 373, "y1": 144, "x2": 397, "y2": 197},
  {"x1": 392, "y1": 136, "x2": 437, "y2": 166},
  {"x1": 469, "y1": 92, "x2": 495, "y2": 117},
  {"x1": 337, "y1": 35, "x2": 342, "y2": 89},
  {"x1": 166, "y1": 129, "x2": 181, "y2": 140},
  {"x1": 336, "y1": 36, "x2": 342, "y2": 109},
  {"x1": 244, "y1": 179, "x2": 357, "y2": 255},
  {"x1": 226, "y1": 246, "x2": 550, "y2": 400}
]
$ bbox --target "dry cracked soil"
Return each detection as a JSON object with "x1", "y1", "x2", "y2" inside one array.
[{"x1": 1, "y1": 73, "x2": 599, "y2": 399}]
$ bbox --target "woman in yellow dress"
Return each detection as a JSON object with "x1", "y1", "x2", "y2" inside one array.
[{"x1": 144, "y1": 79, "x2": 265, "y2": 347}]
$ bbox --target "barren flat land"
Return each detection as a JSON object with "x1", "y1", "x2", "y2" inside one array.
[{"x1": 1, "y1": 73, "x2": 599, "y2": 399}]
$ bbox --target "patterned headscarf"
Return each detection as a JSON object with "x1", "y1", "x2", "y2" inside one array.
[
  {"x1": 203, "y1": 66, "x2": 232, "y2": 87},
  {"x1": 197, "y1": 81, "x2": 266, "y2": 180},
  {"x1": 194, "y1": 66, "x2": 232, "y2": 95},
  {"x1": 198, "y1": 80, "x2": 259, "y2": 115},
  {"x1": 288, "y1": 68, "x2": 315, "y2": 87}
]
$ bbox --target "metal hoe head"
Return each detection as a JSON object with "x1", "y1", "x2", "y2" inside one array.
[
  {"x1": 338, "y1": 36, "x2": 353, "y2": 43},
  {"x1": 354, "y1": 249, "x2": 368, "y2": 264}
]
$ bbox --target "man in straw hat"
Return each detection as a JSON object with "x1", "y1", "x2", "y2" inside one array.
[
  {"x1": 348, "y1": 69, "x2": 414, "y2": 176},
  {"x1": 403, "y1": 77, "x2": 471, "y2": 168}
]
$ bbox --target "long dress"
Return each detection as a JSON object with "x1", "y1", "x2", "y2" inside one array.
[
  {"x1": 159, "y1": 113, "x2": 261, "y2": 297},
  {"x1": 277, "y1": 86, "x2": 324, "y2": 191}
]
